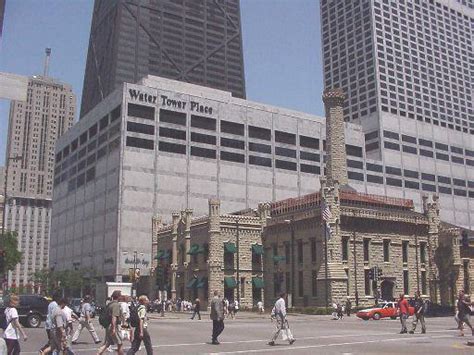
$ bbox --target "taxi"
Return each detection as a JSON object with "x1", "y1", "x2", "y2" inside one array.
[{"x1": 356, "y1": 301, "x2": 415, "y2": 320}]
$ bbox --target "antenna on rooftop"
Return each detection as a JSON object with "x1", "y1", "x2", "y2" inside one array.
[{"x1": 43, "y1": 48, "x2": 51, "y2": 77}]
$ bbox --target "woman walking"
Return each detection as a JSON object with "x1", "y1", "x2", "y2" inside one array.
[{"x1": 3, "y1": 294, "x2": 28, "y2": 354}]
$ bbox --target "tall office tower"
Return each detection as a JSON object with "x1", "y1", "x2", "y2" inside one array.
[
  {"x1": 320, "y1": 0, "x2": 473, "y2": 157},
  {"x1": 4, "y1": 49, "x2": 76, "y2": 286},
  {"x1": 320, "y1": 0, "x2": 474, "y2": 228},
  {"x1": 80, "y1": 0, "x2": 246, "y2": 117}
]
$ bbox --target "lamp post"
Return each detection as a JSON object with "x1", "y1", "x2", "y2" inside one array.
[
  {"x1": 284, "y1": 218, "x2": 295, "y2": 307},
  {"x1": 236, "y1": 219, "x2": 240, "y2": 303},
  {"x1": 1, "y1": 155, "x2": 23, "y2": 238}
]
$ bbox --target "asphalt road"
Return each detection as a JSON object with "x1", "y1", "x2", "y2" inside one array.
[{"x1": 19, "y1": 312, "x2": 474, "y2": 354}]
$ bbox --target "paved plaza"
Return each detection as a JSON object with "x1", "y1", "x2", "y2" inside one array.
[{"x1": 19, "y1": 312, "x2": 474, "y2": 354}]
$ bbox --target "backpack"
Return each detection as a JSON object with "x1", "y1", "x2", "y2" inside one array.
[
  {"x1": 0, "y1": 309, "x2": 8, "y2": 330},
  {"x1": 99, "y1": 303, "x2": 112, "y2": 328},
  {"x1": 129, "y1": 304, "x2": 141, "y2": 328}
]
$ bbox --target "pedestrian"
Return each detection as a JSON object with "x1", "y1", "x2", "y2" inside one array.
[
  {"x1": 49, "y1": 298, "x2": 68, "y2": 355},
  {"x1": 397, "y1": 293, "x2": 409, "y2": 334},
  {"x1": 191, "y1": 298, "x2": 201, "y2": 320},
  {"x1": 72, "y1": 295, "x2": 100, "y2": 345},
  {"x1": 409, "y1": 291, "x2": 426, "y2": 334},
  {"x1": 97, "y1": 290, "x2": 124, "y2": 355},
  {"x1": 336, "y1": 303, "x2": 343, "y2": 320},
  {"x1": 126, "y1": 295, "x2": 152, "y2": 355},
  {"x1": 456, "y1": 290, "x2": 474, "y2": 337},
  {"x1": 39, "y1": 292, "x2": 61, "y2": 354},
  {"x1": 62, "y1": 300, "x2": 78, "y2": 352},
  {"x1": 3, "y1": 294, "x2": 28, "y2": 354},
  {"x1": 268, "y1": 293, "x2": 295, "y2": 346},
  {"x1": 119, "y1": 295, "x2": 132, "y2": 342},
  {"x1": 345, "y1": 297, "x2": 352, "y2": 317},
  {"x1": 257, "y1": 300, "x2": 264, "y2": 314},
  {"x1": 210, "y1": 291, "x2": 225, "y2": 345},
  {"x1": 223, "y1": 298, "x2": 229, "y2": 318},
  {"x1": 228, "y1": 300, "x2": 235, "y2": 319}
]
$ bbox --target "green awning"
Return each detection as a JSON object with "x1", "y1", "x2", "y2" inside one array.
[
  {"x1": 273, "y1": 255, "x2": 286, "y2": 262},
  {"x1": 196, "y1": 277, "x2": 208, "y2": 288},
  {"x1": 252, "y1": 277, "x2": 264, "y2": 289},
  {"x1": 224, "y1": 242, "x2": 237, "y2": 253},
  {"x1": 187, "y1": 244, "x2": 200, "y2": 255},
  {"x1": 252, "y1": 244, "x2": 264, "y2": 255},
  {"x1": 197, "y1": 245, "x2": 206, "y2": 254},
  {"x1": 186, "y1": 278, "x2": 197, "y2": 289},
  {"x1": 224, "y1": 276, "x2": 237, "y2": 288},
  {"x1": 155, "y1": 250, "x2": 171, "y2": 260}
]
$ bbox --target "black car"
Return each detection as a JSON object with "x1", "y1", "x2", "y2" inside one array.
[{"x1": 0, "y1": 294, "x2": 49, "y2": 328}]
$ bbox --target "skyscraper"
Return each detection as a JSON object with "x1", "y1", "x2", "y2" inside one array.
[
  {"x1": 320, "y1": 0, "x2": 473, "y2": 158},
  {"x1": 4, "y1": 50, "x2": 76, "y2": 286},
  {"x1": 80, "y1": 0, "x2": 246, "y2": 117}
]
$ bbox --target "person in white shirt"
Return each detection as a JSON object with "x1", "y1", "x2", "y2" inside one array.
[
  {"x1": 3, "y1": 294, "x2": 28, "y2": 354},
  {"x1": 72, "y1": 295, "x2": 100, "y2": 344},
  {"x1": 268, "y1": 293, "x2": 295, "y2": 346},
  {"x1": 257, "y1": 301, "x2": 264, "y2": 314}
]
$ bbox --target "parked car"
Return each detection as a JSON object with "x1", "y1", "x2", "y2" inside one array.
[
  {"x1": 0, "y1": 294, "x2": 49, "y2": 328},
  {"x1": 356, "y1": 301, "x2": 415, "y2": 320}
]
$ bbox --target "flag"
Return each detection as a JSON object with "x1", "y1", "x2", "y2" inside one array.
[{"x1": 322, "y1": 202, "x2": 332, "y2": 222}]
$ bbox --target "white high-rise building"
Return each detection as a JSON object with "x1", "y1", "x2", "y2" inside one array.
[{"x1": 320, "y1": 0, "x2": 473, "y2": 227}]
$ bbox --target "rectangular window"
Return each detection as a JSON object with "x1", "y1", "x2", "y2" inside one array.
[
  {"x1": 221, "y1": 137, "x2": 244, "y2": 149},
  {"x1": 421, "y1": 271, "x2": 427, "y2": 295},
  {"x1": 383, "y1": 130, "x2": 399, "y2": 139},
  {"x1": 89, "y1": 124, "x2": 98, "y2": 138},
  {"x1": 249, "y1": 156, "x2": 272, "y2": 167},
  {"x1": 220, "y1": 151, "x2": 244, "y2": 163},
  {"x1": 297, "y1": 240, "x2": 303, "y2": 264},
  {"x1": 275, "y1": 147, "x2": 296, "y2": 158},
  {"x1": 403, "y1": 145, "x2": 418, "y2": 154},
  {"x1": 111, "y1": 105, "x2": 121, "y2": 121},
  {"x1": 365, "y1": 269, "x2": 371, "y2": 295},
  {"x1": 126, "y1": 136, "x2": 154, "y2": 150},
  {"x1": 403, "y1": 270, "x2": 409, "y2": 294},
  {"x1": 300, "y1": 135, "x2": 319, "y2": 149},
  {"x1": 402, "y1": 241, "x2": 408, "y2": 263},
  {"x1": 420, "y1": 149, "x2": 433, "y2": 158},
  {"x1": 367, "y1": 174, "x2": 383, "y2": 184},
  {"x1": 363, "y1": 239, "x2": 370, "y2": 262},
  {"x1": 367, "y1": 163, "x2": 383, "y2": 172},
  {"x1": 439, "y1": 186, "x2": 452, "y2": 194},
  {"x1": 191, "y1": 146, "x2": 216, "y2": 159},
  {"x1": 300, "y1": 164, "x2": 320, "y2": 174},
  {"x1": 385, "y1": 166, "x2": 402, "y2": 175},
  {"x1": 347, "y1": 160, "x2": 364, "y2": 169},
  {"x1": 346, "y1": 144, "x2": 363, "y2": 157},
  {"x1": 436, "y1": 152, "x2": 449, "y2": 161},
  {"x1": 128, "y1": 103, "x2": 155, "y2": 120},
  {"x1": 422, "y1": 173, "x2": 436, "y2": 182},
  {"x1": 420, "y1": 242, "x2": 426, "y2": 264},
  {"x1": 100, "y1": 115, "x2": 109, "y2": 130},
  {"x1": 383, "y1": 240, "x2": 390, "y2": 262},
  {"x1": 312, "y1": 270, "x2": 318, "y2": 297},
  {"x1": 348, "y1": 171, "x2": 364, "y2": 181},
  {"x1": 249, "y1": 126, "x2": 271, "y2": 140},
  {"x1": 311, "y1": 238, "x2": 316, "y2": 263},
  {"x1": 386, "y1": 177, "x2": 402, "y2": 187},
  {"x1": 191, "y1": 132, "x2": 216, "y2": 145},
  {"x1": 402, "y1": 134, "x2": 417, "y2": 143},
  {"x1": 275, "y1": 130, "x2": 296, "y2": 145},
  {"x1": 191, "y1": 115, "x2": 216, "y2": 131},
  {"x1": 298, "y1": 271, "x2": 304, "y2": 297},
  {"x1": 159, "y1": 127, "x2": 186, "y2": 140},
  {"x1": 276, "y1": 160, "x2": 297, "y2": 171},
  {"x1": 422, "y1": 183, "x2": 436, "y2": 192},
  {"x1": 127, "y1": 121, "x2": 155, "y2": 135},
  {"x1": 384, "y1": 141, "x2": 400, "y2": 150},
  {"x1": 300, "y1": 151, "x2": 320, "y2": 162},
  {"x1": 221, "y1": 120, "x2": 244, "y2": 135},
  {"x1": 342, "y1": 237, "x2": 349, "y2": 261},
  {"x1": 404, "y1": 169, "x2": 419, "y2": 178},
  {"x1": 160, "y1": 109, "x2": 186, "y2": 125},
  {"x1": 418, "y1": 138, "x2": 432, "y2": 147},
  {"x1": 249, "y1": 142, "x2": 271, "y2": 154},
  {"x1": 405, "y1": 180, "x2": 419, "y2": 189},
  {"x1": 159, "y1": 141, "x2": 186, "y2": 155}
]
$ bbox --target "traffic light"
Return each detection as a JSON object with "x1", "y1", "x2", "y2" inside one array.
[
  {"x1": 368, "y1": 268, "x2": 374, "y2": 280},
  {"x1": 377, "y1": 268, "x2": 383, "y2": 278}
]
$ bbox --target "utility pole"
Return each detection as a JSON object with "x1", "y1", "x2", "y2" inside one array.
[
  {"x1": 236, "y1": 219, "x2": 240, "y2": 303},
  {"x1": 353, "y1": 231, "x2": 359, "y2": 306}
]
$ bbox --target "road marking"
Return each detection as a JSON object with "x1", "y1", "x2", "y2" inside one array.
[
  {"x1": 21, "y1": 329, "x2": 459, "y2": 354},
  {"x1": 207, "y1": 335, "x2": 454, "y2": 354}
]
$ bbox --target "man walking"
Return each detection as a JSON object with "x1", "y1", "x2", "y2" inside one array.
[
  {"x1": 457, "y1": 290, "x2": 473, "y2": 337},
  {"x1": 191, "y1": 298, "x2": 201, "y2": 320},
  {"x1": 397, "y1": 293, "x2": 409, "y2": 334},
  {"x1": 127, "y1": 295, "x2": 153, "y2": 355},
  {"x1": 39, "y1": 292, "x2": 60, "y2": 354},
  {"x1": 210, "y1": 291, "x2": 224, "y2": 345},
  {"x1": 97, "y1": 290, "x2": 124, "y2": 355},
  {"x1": 409, "y1": 291, "x2": 426, "y2": 334},
  {"x1": 72, "y1": 295, "x2": 100, "y2": 344},
  {"x1": 345, "y1": 297, "x2": 352, "y2": 317},
  {"x1": 268, "y1": 293, "x2": 295, "y2": 346}
]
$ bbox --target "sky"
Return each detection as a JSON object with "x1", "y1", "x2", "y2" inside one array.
[{"x1": 0, "y1": 0, "x2": 323, "y2": 166}]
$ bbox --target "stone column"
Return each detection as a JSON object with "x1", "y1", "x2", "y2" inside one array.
[
  {"x1": 423, "y1": 195, "x2": 440, "y2": 303},
  {"x1": 208, "y1": 199, "x2": 223, "y2": 308},
  {"x1": 171, "y1": 212, "x2": 180, "y2": 301},
  {"x1": 322, "y1": 88, "x2": 348, "y2": 186}
]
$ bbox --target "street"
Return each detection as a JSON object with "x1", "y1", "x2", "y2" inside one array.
[{"x1": 20, "y1": 312, "x2": 474, "y2": 354}]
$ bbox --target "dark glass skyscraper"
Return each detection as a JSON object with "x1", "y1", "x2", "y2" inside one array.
[{"x1": 80, "y1": 0, "x2": 246, "y2": 117}]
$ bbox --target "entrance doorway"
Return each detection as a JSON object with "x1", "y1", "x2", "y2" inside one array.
[{"x1": 381, "y1": 280, "x2": 394, "y2": 301}]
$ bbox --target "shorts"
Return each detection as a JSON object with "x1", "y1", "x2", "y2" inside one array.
[{"x1": 105, "y1": 327, "x2": 123, "y2": 346}]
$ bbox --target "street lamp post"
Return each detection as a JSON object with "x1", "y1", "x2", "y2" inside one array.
[
  {"x1": 284, "y1": 218, "x2": 295, "y2": 307},
  {"x1": 1, "y1": 155, "x2": 23, "y2": 238},
  {"x1": 236, "y1": 219, "x2": 240, "y2": 303}
]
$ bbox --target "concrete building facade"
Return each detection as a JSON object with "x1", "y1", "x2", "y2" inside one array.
[
  {"x1": 4, "y1": 74, "x2": 75, "y2": 286},
  {"x1": 81, "y1": 0, "x2": 246, "y2": 117}
]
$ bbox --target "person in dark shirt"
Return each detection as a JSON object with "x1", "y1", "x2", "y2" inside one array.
[
  {"x1": 409, "y1": 291, "x2": 426, "y2": 334},
  {"x1": 191, "y1": 298, "x2": 201, "y2": 320},
  {"x1": 456, "y1": 290, "x2": 473, "y2": 337}
]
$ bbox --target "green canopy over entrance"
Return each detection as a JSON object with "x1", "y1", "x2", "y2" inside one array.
[
  {"x1": 252, "y1": 244, "x2": 264, "y2": 255},
  {"x1": 224, "y1": 242, "x2": 237, "y2": 253},
  {"x1": 224, "y1": 276, "x2": 237, "y2": 288},
  {"x1": 252, "y1": 277, "x2": 264, "y2": 289}
]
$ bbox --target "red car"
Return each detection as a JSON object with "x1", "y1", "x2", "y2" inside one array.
[{"x1": 356, "y1": 301, "x2": 415, "y2": 320}]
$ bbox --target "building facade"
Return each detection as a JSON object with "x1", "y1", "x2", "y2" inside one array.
[
  {"x1": 50, "y1": 75, "x2": 474, "y2": 281},
  {"x1": 152, "y1": 199, "x2": 267, "y2": 309},
  {"x1": 80, "y1": 0, "x2": 246, "y2": 117},
  {"x1": 4, "y1": 74, "x2": 76, "y2": 286}
]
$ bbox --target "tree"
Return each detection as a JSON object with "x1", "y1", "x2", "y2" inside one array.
[{"x1": 0, "y1": 231, "x2": 22, "y2": 273}]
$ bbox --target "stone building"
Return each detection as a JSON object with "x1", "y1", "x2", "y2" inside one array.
[{"x1": 152, "y1": 199, "x2": 268, "y2": 309}]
